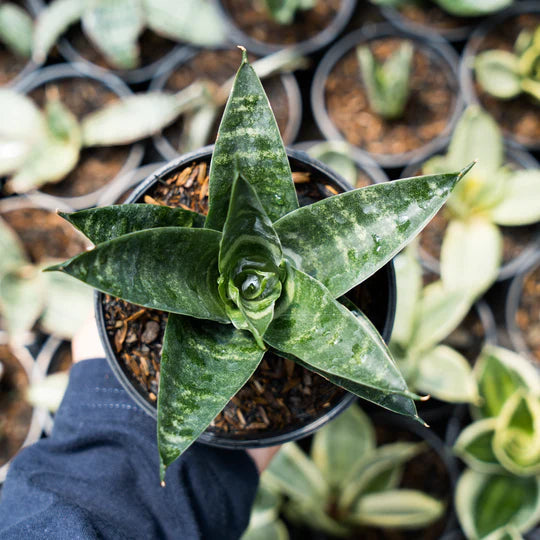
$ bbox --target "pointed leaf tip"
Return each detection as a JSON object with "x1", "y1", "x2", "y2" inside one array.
[
  {"x1": 458, "y1": 161, "x2": 476, "y2": 181},
  {"x1": 42, "y1": 262, "x2": 64, "y2": 273},
  {"x1": 160, "y1": 481, "x2": 166, "y2": 488},
  {"x1": 420, "y1": 394, "x2": 431, "y2": 402},
  {"x1": 237, "y1": 45, "x2": 248, "y2": 64}
]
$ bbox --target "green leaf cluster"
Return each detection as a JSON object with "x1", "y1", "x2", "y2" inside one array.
[
  {"x1": 454, "y1": 346, "x2": 540, "y2": 539},
  {"x1": 370, "y1": 0, "x2": 513, "y2": 18},
  {"x1": 390, "y1": 244, "x2": 479, "y2": 404},
  {"x1": 422, "y1": 106, "x2": 540, "y2": 298},
  {"x1": 47, "y1": 51, "x2": 470, "y2": 481},
  {"x1": 32, "y1": 0, "x2": 227, "y2": 69},
  {"x1": 259, "y1": 405, "x2": 444, "y2": 536},
  {"x1": 0, "y1": 2, "x2": 33, "y2": 59},
  {"x1": 356, "y1": 41, "x2": 413, "y2": 120},
  {"x1": 0, "y1": 216, "x2": 93, "y2": 344},
  {"x1": 262, "y1": 0, "x2": 315, "y2": 25},
  {"x1": 475, "y1": 25, "x2": 540, "y2": 102}
]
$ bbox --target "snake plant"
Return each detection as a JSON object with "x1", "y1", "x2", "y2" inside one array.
[
  {"x1": 46, "y1": 50, "x2": 472, "y2": 481},
  {"x1": 262, "y1": 0, "x2": 315, "y2": 25},
  {"x1": 371, "y1": 0, "x2": 513, "y2": 18},
  {"x1": 454, "y1": 346, "x2": 540, "y2": 539},
  {"x1": 357, "y1": 41, "x2": 413, "y2": 120},
  {"x1": 421, "y1": 106, "x2": 540, "y2": 297},
  {"x1": 0, "y1": 3, "x2": 33, "y2": 59},
  {"x1": 261, "y1": 405, "x2": 444, "y2": 535},
  {"x1": 32, "y1": 0, "x2": 226, "y2": 69},
  {"x1": 475, "y1": 25, "x2": 540, "y2": 102},
  {"x1": 242, "y1": 484, "x2": 288, "y2": 540}
]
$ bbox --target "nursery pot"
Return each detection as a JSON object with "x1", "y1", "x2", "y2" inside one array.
[
  {"x1": 505, "y1": 251, "x2": 540, "y2": 366},
  {"x1": 13, "y1": 63, "x2": 144, "y2": 210},
  {"x1": 95, "y1": 146, "x2": 397, "y2": 449},
  {"x1": 215, "y1": 0, "x2": 357, "y2": 57},
  {"x1": 402, "y1": 143, "x2": 540, "y2": 282},
  {"x1": 149, "y1": 46, "x2": 302, "y2": 162},
  {"x1": 311, "y1": 23, "x2": 463, "y2": 169},
  {"x1": 459, "y1": 1, "x2": 540, "y2": 151}
]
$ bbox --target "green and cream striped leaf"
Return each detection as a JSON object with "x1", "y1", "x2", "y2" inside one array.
[
  {"x1": 205, "y1": 50, "x2": 298, "y2": 231},
  {"x1": 0, "y1": 3, "x2": 33, "y2": 58},
  {"x1": 274, "y1": 165, "x2": 473, "y2": 299},
  {"x1": 264, "y1": 266, "x2": 420, "y2": 410},
  {"x1": 44, "y1": 227, "x2": 228, "y2": 323},
  {"x1": 59, "y1": 204, "x2": 204, "y2": 245},
  {"x1": 158, "y1": 314, "x2": 263, "y2": 480},
  {"x1": 81, "y1": 0, "x2": 144, "y2": 70},
  {"x1": 475, "y1": 50, "x2": 521, "y2": 100},
  {"x1": 219, "y1": 174, "x2": 284, "y2": 346}
]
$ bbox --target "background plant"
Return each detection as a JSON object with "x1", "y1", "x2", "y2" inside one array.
[
  {"x1": 262, "y1": 0, "x2": 315, "y2": 25},
  {"x1": 370, "y1": 0, "x2": 514, "y2": 18},
  {"x1": 356, "y1": 40, "x2": 413, "y2": 120},
  {"x1": 259, "y1": 405, "x2": 444, "y2": 536},
  {"x1": 454, "y1": 346, "x2": 540, "y2": 539},
  {"x1": 475, "y1": 25, "x2": 540, "y2": 102},
  {"x1": 46, "y1": 51, "x2": 472, "y2": 481},
  {"x1": 421, "y1": 105, "x2": 540, "y2": 297},
  {"x1": 242, "y1": 484, "x2": 289, "y2": 540},
  {"x1": 0, "y1": 2, "x2": 33, "y2": 60}
]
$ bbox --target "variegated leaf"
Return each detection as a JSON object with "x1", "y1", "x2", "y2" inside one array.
[
  {"x1": 241, "y1": 520, "x2": 289, "y2": 540},
  {"x1": 82, "y1": 0, "x2": 144, "y2": 70},
  {"x1": 26, "y1": 372, "x2": 69, "y2": 413},
  {"x1": 0, "y1": 218, "x2": 28, "y2": 279},
  {"x1": 59, "y1": 204, "x2": 204, "y2": 245},
  {"x1": 0, "y1": 89, "x2": 46, "y2": 144},
  {"x1": 158, "y1": 314, "x2": 263, "y2": 481},
  {"x1": 205, "y1": 49, "x2": 298, "y2": 231},
  {"x1": 475, "y1": 51, "x2": 521, "y2": 99},
  {"x1": 435, "y1": 0, "x2": 512, "y2": 17},
  {"x1": 0, "y1": 3, "x2": 33, "y2": 58},
  {"x1": 275, "y1": 165, "x2": 473, "y2": 299},
  {"x1": 311, "y1": 405, "x2": 376, "y2": 491},
  {"x1": 45, "y1": 227, "x2": 228, "y2": 323},
  {"x1": 33, "y1": 0, "x2": 86, "y2": 64},
  {"x1": 306, "y1": 141, "x2": 358, "y2": 187}
]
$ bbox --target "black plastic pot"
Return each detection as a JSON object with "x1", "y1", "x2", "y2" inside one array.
[
  {"x1": 13, "y1": 63, "x2": 144, "y2": 210},
  {"x1": 149, "y1": 46, "x2": 302, "y2": 161},
  {"x1": 459, "y1": 1, "x2": 540, "y2": 151},
  {"x1": 29, "y1": 0, "x2": 187, "y2": 84},
  {"x1": 401, "y1": 142, "x2": 540, "y2": 282},
  {"x1": 215, "y1": 0, "x2": 357, "y2": 57},
  {"x1": 505, "y1": 251, "x2": 540, "y2": 365},
  {"x1": 311, "y1": 24, "x2": 463, "y2": 169},
  {"x1": 95, "y1": 145, "x2": 397, "y2": 450}
]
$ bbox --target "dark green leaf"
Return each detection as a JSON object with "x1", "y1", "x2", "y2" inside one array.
[
  {"x1": 219, "y1": 174, "x2": 284, "y2": 346},
  {"x1": 158, "y1": 314, "x2": 263, "y2": 480},
  {"x1": 59, "y1": 204, "x2": 205, "y2": 245},
  {"x1": 205, "y1": 49, "x2": 298, "y2": 231},
  {"x1": 274, "y1": 165, "x2": 474, "y2": 299},
  {"x1": 45, "y1": 227, "x2": 228, "y2": 323}
]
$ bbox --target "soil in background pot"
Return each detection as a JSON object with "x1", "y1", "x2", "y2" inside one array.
[
  {"x1": 26, "y1": 78, "x2": 130, "y2": 198},
  {"x1": 515, "y1": 263, "x2": 540, "y2": 364},
  {"x1": 325, "y1": 38, "x2": 455, "y2": 157},
  {"x1": 161, "y1": 49, "x2": 292, "y2": 152},
  {"x1": 221, "y1": 0, "x2": 341, "y2": 46},
  {"x1": 0, "y1": 346, "x2": 32, "y2": 468},
  {"x1": 101, "y1": 160, "x2": 391, "y2": 439},
  {"x1": 469, "y1": 13, "x2": 540, "y2": 146}
]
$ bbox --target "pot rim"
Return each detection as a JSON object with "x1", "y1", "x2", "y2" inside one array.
[
  {"x1": 12, "y1": 63, "x2": 145, "y2": 210},
  {"x1": 310, "y1": 23, "x2": 463, "y2": 169},
  {"x1": 459, "y1": 1, "x2": 540, "y2": 151},
  {"x1": 214, "y1": 0, "x2": 357, "y2": 57},
  {"x1": 401, "y1": 140, "x2": 540, "y2": 282},
  {"x1": 149, "y1": 46, "x2": 302, "y2": 161},
  {"x1": 94, "y1": 145, "x2": 398, "y2": 449}
]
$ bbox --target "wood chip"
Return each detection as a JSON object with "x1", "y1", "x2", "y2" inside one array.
[{"x1": 292, "y1": 172, "x2": 311, "y2": 184}]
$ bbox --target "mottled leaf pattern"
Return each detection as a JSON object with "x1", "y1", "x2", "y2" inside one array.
[{"x1": 158, "y1": 313, "x2": 263, "y2": 479}]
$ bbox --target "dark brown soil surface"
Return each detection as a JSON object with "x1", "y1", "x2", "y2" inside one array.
[
  {"x1": 471, "y1": 13, "x2": 540, "y2": 146},
  {"x1": 101, "y1": 160, "x2": 388, "y2": 437},
  {"x1": 65, "y1": 25, "x2": 176, "y2": 71},
  {"x1": 516, "y1": 263, "x2": 540, "y2": 364},
  {"x1": 325, "y1": 38, "x2": 455, "y2": 156},
  {"x1": 161, "y1": 48, "x2": 292, "y2": 151},
  {"x1": 0, "y1": 346, "x2": 32, "y2": 467},
  {"x1": 398, "y1": 2, "x2": 474, "y2": 31},
  {"x1": 2, "y1": 207, "x2": 88, "y2": 264},
  {"x1": 0, "y1": 46, "x2": 28, "y2": 86},
  {"x1": 27, "y1": 78, "x2": 130, "y2": 198},
  {"x1": 222, "y1": 0, "x2": 341, "y2": 46}
]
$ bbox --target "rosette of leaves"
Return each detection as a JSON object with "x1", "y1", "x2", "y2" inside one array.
[
  {"x1": 32, "y1": 0, "x2": 227, "y2": 69},
  {"x1": 0, "y1": 216, "x2": 93, "y2": 344},
  {"x1": 370, "y1": 0, "x2": 513, "y2": 18},
  {"x1": 262, "y1": 0, "x2": 315, "y2": 25},
  {"x1": 356, "y1": 41, "x2": 413, "y2": 120},
  {"x1": 0, "y1": 2, "x2": 33, "y2": 59},
  {"x1": 260, "y1": 405, "x2": 444, "y2": 536},
  {"x1": 475, "y1": 25, "x2": 540, "y2": 102},
  {"x1": 421, "y1": 106, "x2": 540, "y2": 297},
  {"x1": 453, "y1": 346, "x2": 540, "y2": 539},
  {"x1": 45, "y1": 50, "x2": 472, "y2": 481},
  {"x1": 390, "y1": 245, "x2": 479, "y2": 404}
]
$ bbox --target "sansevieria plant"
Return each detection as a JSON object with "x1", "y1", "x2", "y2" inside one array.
[{"x1": 46, "y1": 49, "x2": 472, "y2": 482}]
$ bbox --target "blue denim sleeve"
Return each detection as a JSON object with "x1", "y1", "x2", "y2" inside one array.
[{"x1": 0, "y1": 358, "x2": 259, "y2": 540}]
